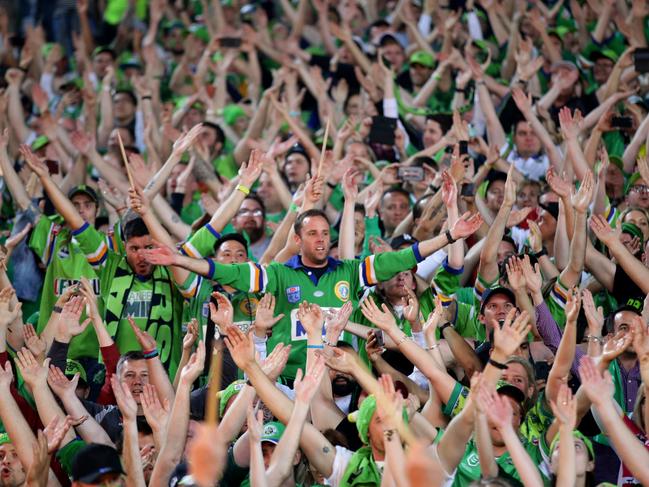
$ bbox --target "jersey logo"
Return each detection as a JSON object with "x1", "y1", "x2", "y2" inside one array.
[
  {"x1": 466, "y1": 452, "x2": 480, "y2": 467},
  {"x1": 334, "y1": 281, "x2": 350, "y2": 302},
  {"x1": 54, "y1": 278, "x2": 100, "y2": 296},
  {"x1": 286, "y1": 286, "x2": 301, "y2": 304},
  {"x1": 290, "y1": 307, "x2": 336, "y2": 340},
  {"x1": 239, "y1": 297, "x2": 259, "y2": 317}
]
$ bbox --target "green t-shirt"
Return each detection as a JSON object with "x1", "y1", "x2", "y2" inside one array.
[
  {"x1": 29, "y1": 215, "x2": 103, "y2": 359},
  {"x1": 204, "y1": 246, "x2": 425, "y2": 379},
  {"x1": 72, "y1": 222, "x2": 187, "y2": 377}
]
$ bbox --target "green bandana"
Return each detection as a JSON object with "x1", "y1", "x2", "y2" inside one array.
[
  {"x1": 355, "y1": 396, "x2": 377, "y2": 445},
  {"x1": 339, "y1": 446, "x2": 383, "y2": 487}
]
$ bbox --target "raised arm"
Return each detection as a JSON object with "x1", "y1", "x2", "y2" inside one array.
[
  {"x1": 0, "y1": 130, "x2": 34, "y2": 211},
  {"x1": 339, "y1": 169, "x2": 358, "y2": 260}
]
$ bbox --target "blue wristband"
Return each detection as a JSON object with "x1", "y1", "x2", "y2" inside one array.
[{"x1": 306, "y1": 345, "x2": 324, "y2": 349}]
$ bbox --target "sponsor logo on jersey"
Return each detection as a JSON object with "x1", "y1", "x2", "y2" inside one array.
[
  {"x1": 334, "y1": 280, "x2": 350, "y2": 302},
  {"x1": 239, "y1": 297, "x2": 259, "y2": 316},
  {"x1": 466, "y1": 452, "x2": 480, "y2": 467},
  {"x1": 124, "y1": 291, "x2": 153, "y2": 318},
  {"x1": 285, "y1": 286, "x2": 301, "y2": 304}
]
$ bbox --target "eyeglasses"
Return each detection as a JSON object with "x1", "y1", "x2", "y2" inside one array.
[
  {"x1": 236, "y1": 209, "x2": 263, "y2": 217},
  {"x1": 631, "y1": 185, "x2": 649, "y2": 195}
]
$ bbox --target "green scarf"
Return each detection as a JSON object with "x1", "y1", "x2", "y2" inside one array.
[{"x1": 339, "y1": 446, "x2": 382, "y2": 487}]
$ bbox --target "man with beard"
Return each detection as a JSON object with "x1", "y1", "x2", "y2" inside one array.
[
  {"x1": 231, "y1": 195, "x2": 271, "y2": 262},
  {"x1": 143, "y1": 208, "x2": 483, "y2": 381}
]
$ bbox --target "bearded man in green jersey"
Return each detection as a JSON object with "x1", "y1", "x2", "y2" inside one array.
[{"x1": 143, "y1": 208, "x2": 483, "y2": 380}]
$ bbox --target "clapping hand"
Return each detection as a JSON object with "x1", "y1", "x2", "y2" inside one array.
[
  {"x1": 297, "y1": 301, "x2": 325, "y2": 339},
  {"x1": 15, "y1": 348, "x2": 50, "y2": 389},
  {"x1": 360, "y1": 296, "x2": 397, "y2": 332},
  {"x1": 492, "y1": 309, "x2": 530, "y2": 357},
  {"x1": 253, "y1": 294, "x2": 284, "y2": 337}
]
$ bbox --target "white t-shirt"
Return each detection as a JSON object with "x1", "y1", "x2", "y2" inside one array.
[{"x1": 325, "y1": 446, "x2": 385, "y2": 487}]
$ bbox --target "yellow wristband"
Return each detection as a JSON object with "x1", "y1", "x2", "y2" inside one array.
[{"x1": 236, "y1": 184, "x2": 250, "y2": 195}]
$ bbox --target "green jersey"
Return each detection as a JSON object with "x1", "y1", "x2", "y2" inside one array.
[
  {"x1": 203, "y1": 245, "x2": 426, "y2": 379},
  {"x1": 29, "y1": 215, "x2": 103, "y2": 359},
  {"x1": 451, "y1": 437, "x2": 550, "y2": 486},
  {"x1": 73, "y1": 222, "x2": 187, "y2": 377}
]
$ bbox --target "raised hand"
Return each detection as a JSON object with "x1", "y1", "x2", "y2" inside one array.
[
  {"x1": 492, "y1": 309, "x2": 530, "y2": 357},
  {"x1": 558, "y1": 107, "x2": 583, "y2": 141},
  {"x1": 47, "y1": 365, "x2": 78, "y2": 399},
  {"x1": 321, "y1": 347, "x2": 357, "y2": 375},
  {"x1": 602, "y1": 329, "x2": 633, "y2": 365},
  {"x1": 441, "y1": 170, "x2": 457, "y2": 208},
  {"x1": 127, "y1": 316, "x2": 157, "y2": 352},
  {"x1": 182, "y1": 319, "x2": 199, "y2": 353},
  {"x1": 254, "y1": 294, "x2": 284, "y2": 336},
  {"x1": 505, "y1": 257, "x2": 526, "y2": 292},
  {"x1": 550, "y1": 382, "x2": 577, "y2": 429},
  {"x1": 546, "y1": 167, "x2": 572, "y2": 200},
  {"x1": 79, "y1": 277, "x2": 100, "y2": 322},
  {"x1": 520, "y1": 254, "x2": 542, "y2": 297},
  {"x1": 179, "y1": 340, "x2": 206, "y2": 385},
  {"x1": 42, "y1": 415, "x2": 74, "y2": 454},
  {"x1": 511, "y1": 87, "x2": 533, "y2": 115},
  {"x1": 324, "y1": 301, "x2": 353, "y2": 346},
  {"x1": 571, "y1": 170, "x2": 594, "y2": 214},
  {"x1": 111, "y1": 374, "x2": 138, "y2": 421},
  {"x1": 128, "y1": 186, "x2": 150, "y2": 216},
  {"x1": 403, "y1": 288, "x2": 421, "y2": 328},
  {"x1": 224, "y1": 325, "x2": 256, "y2": 371},
  {"x1": 375, "y1": 374, "x2": 405, "y2": 431},
  {"x1": 141, "y1": 242, "x2": 180, "y2": 266},
  {"x1": 172, "y1": 124, "x2": 205, "y2": 157},
  {"x1": 294, "y1": 355, "x2": 327, "y2": 405},
  {"x1": 360, "y1": 296, "x2": 398, "y2": 332},
  {"x1": 563, "y1": 287, "x2": 581, "y2": 324},
  {"x1": 260, "y1": 343, "x2": 291, "y2": 382},
  {"x1": 365, "y1": 330, "x2": 385, "y2": 361},
  {"x1": 578, "y1": 356, "x2": 614, "y2": 407},
  {"x1": 449, "y1": 212, "x2": 484, "y2": 240},
  {"x1": 589, "y1": 214, "x2": 619, "y2": 246},
  {"x1": 18, "y1": 145, "x2": 48, "y2": 178},
  {"x1": 0, "y1": 287, "x2": 21, "y2": 330},
  {"x1": 23, "y1": 324, "x2": 46, "y2": 363},
  {"x1": 15, "y1": 348, "x2": 50, "y2": 389},
  {"x1": 503, "y1": 165, "x2": 517, "y2": 208},
  {"x1": 247, "y1": 403, "x2": 264, "y2": 444},
  {"x1": 209, "y1": 292, "x2": 234, "y2": 330},
  {"x1": 239, "y1": 149, "x2": 264, "y2": 189},
  {"x1": 140, "y1": 383, "x2": 170, "y2": 433},
  {"x1": 59, "y1": 295, "x2": 91, "y2": 339},
  {"x1": 0, "y1": 362, "x2": 13, "y2": 390},
  {"x1": 481, "y1": 386, "x2": 515, "y2": 433},
  {"x1": 342, "y1": 168, "x2": 359, "y2": 201},
  {"x1": 582, "y1": 289, "x2": 604, "y2": 336},
  {"x1": 297, "y1": 301, "x2": 324, "y2": 338}
]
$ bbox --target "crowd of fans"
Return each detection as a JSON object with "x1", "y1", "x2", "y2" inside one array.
[{"x1": 0, "y1": 0, "x2": 649, "y2": 485}]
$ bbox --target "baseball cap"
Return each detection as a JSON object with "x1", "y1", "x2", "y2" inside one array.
[
  {"x1": 496, "y1": 379, "x2": 526, "y2": 405},
  {"x1": 613, "y1": 297, "x2": 643, "y2": 316},
  {"x1": 589, "y1": 49, "x2": 619, "y2": 64},
  {"x1": 409, "y1": 50, "x2": 435, "y2": 69},
  {"x1": 551, "y1": 60, "x2": 579, "y2": 72},
  {"x1": 65, "y1": 359, "x2": 87, "y2": 384},
  {"x1": 390, "y1": 233, "x2": 418, "y2": 250},
  {"x1": 625, "y1": 172, "x2": 645, "y2": 194},
  {"x1": 188, "y1": 24, "x2": 209, "y2": 43},
  {"x1": 92, "y1": 46, "x2": 116, "y2": 59},
  {"x1": 68, "y1": 185, "x2": 99, "y2": 204},
  {"x1": 480, "y1": 287, "x2": 516, "y2": 314},
  {"x1": 71, "y1": 443, "x2": 125, "y2": 482},
  {"x1": 285, "y1": 143, "x2": 309, "y2": 160},
  {"x1": 260, "y1": 421, "x2": 286, "y2": 445},
  {"x1": 377, "y1": 32, "x2": 402, "y2": 47},
  {"x1": 31, "y1": 135, "x2": 50, "y2": 152},
  {"x1": 0, "y1": 433, "x2": 10, "y2": 446}
]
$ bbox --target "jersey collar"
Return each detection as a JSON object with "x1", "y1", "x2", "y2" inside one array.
[{"x1": 284, "y1": 255, "x2": 343, "y2": 272}]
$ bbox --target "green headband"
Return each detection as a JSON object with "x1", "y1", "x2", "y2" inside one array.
[
  {"x1": 550, "y1": 430, "x2": 594, "y2": 459},
  {"x1": 621, "y1": 222, "x2": 644, "y2": 247},
  {"x1": 0, "y1": 433, "x2": 11, "y2": 446},
  {"x1": 350, "y1": 395, "x2": 409, "y2": 444},
  {"x1": 219, "y1": 380, "x2": 246, "y2": 418}
]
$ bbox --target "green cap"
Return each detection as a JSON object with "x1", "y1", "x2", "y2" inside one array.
[
  {"x1": 92, "y1": 45, "x2": 116, "y2": 59},
  {"x1": 260, "y1": 421, "x2": 285, "y2": 444},
  {"x1": 222, "y1": 104, "x2": 247, "y2": 126},
  {"x1": 218, "y1": 380, "x2": 246, "y2": 418},
  {"x1": 621, "y1": 222, "x2": 644, "y2": 247},
  {"x1": 550, "y1": 430, "x2": 595, "y2": 459},
  {"x1": 65, "y1": 359, "x2": 87, "y2": 383},
  {"x1": 409, "y1": 50, "x2": 435, "y2": 69},
  {"x1": 548, "y1": 26, "x2": 571, "y2": 40},
  {"x1": 188, "y1": 24, "x2": 209, "y2": 43},
  {"x1": 624, "y1": 172, "x2": 644, "y2": 194},
  {"x1": 608, "y1": 154, "x2": 624, "y2": 173},
  {"x1": 0, "y1": 433, "x2": 10, "y2": 446},
  {"x1": 590, "y1": 49, "x2": 619, "y2": 63},
  {"x1": 31, "y1": 135, "x2": 50, "y2": 152}
]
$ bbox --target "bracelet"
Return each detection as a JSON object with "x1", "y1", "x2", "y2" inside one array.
[
  {"x1": 322, "y1": 336, "x2": 335, "y2": 347},
  {"x1": 488, "y1": 358, "x2": 509, "y2": 370},
  {"x1": 456, "y1": 88, "x2": 467, "y2": 94},
  {"x1": 395, "y1": 334, "x2": 409, "y2": 346},
  {"x1": 439, "y1": 321, "x2": 453, "y2": 334},
  {"x1": 383, "y1": 429, "x2": 395, "y2": 441},
  {"x1": 426, "y1": 343, "x2": 439, "y2": 351},
  {"x1": 143, "y1": 349, "x2": 159, "y2": 359},
  {"x1": 116, "y1": 206, "x2": 127, "y2": 213},
  {"x1": 289, "y1": 203, "x2": 299, "y2": 213},
  {"x1": 141, "y1": 95, "x2": 152, "y2": 100},
  {"x1": 532, "y1": 247, "x2": 548, "y2": 258},
  {"x1": 445, "y1": 229, "x2": 457, "y2": 244},
  {"x1": 306, "y1": 344, "x2": 324, "y2": 349},
  {"x1": 476, "y1": 80, "x2": 485, "y2": 85},
  {"x1": 326, "y1": 181, "x2": 337, "y2": 189},
  {"x1": 584, "y1": 335, "x2": 602, "y2": 343},
  {"x1": 288, "y1": 110, "x2": 300, "y2": 118},
  {"x1": 236, "y1": 184, "x2": 251, "y2": 195},
  {"x1": 53, "y1": 306, "x2": 63, "y2": 314}
]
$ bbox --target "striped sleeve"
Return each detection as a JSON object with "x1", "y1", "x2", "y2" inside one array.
[
  {"x1": 177, "y1": 273, "x2": 202, "y2": 299},
  {"x1": 246, "y1": 262, "x2": 268, "y2": 293},
  {"x1": 181, "y1": 224, "x2": 221, "y2": 258},
  {"x1": 359, "y1": 255, "x2": 378, "y2": 287},
  {"x1": 206, "y1": 260, "x2": 269, "y2": 293},
  {"x1": 432, "y1": 258, "x2": 463, "y2": 307},
  {"x1": 72, "y1": 222, "x2": 108, "y2": 267}
]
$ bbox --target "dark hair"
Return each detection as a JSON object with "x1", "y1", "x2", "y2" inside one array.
[
  {"x1": 413, "y1": 194, "x2": 433, "y2": 220},
  {"x1": 202, "y1": 121, "x2": 225, "y2": 145},
  {"x1": 425, "y1": 114, "x2": 453, "y2": 134},
  {"x1": 214, "y1": 233, "x2": 249, "y2": 255},
  {"x1": 354, "y1": 204, "x2": 365, "y2": 216},
  {"x1": 243, "y1": 193, "x2": 266, "y2": 219},
  {"x1": 381, "y1": 187, "x2": 411, "y2": 206},
  {"x1": 116, "y1": 351, "x2": 145, "y2": 376},
  {"x1": 113, "y1": 89, "x2": 137, "y2": 106},
  {"x1": 123, "y1": 217, "x2": 150, "y2": 241},
  {"x1": 294, "y1": 209, "x2": 330, "y2": 235}
]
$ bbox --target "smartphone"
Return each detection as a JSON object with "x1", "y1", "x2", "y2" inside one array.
[
  {"x1": 220, "y1": 37, "x2": 242, "y2": 48},
  {"x1": 374, "y1": 329, "x2": 385, "y2": 348},
  {"x1": 45, "y1": 159, "x2": 59, "y2": 175},
  {"x1": 635, "y1": 47, "x2": 649, "y2": 74},
  {"x1": 368, "y1": 116, "x2": 397, "y2": 145},
  {"x1": 459, "y1": 140, "x2": 468, "y2": 155},
  {"x1": 398, "y1": 166, "x2": 424, "y2": 182},
  {"x1": 460, "y1": 182, "x2": 475, "y2": 196},
  {"x1": 611, "y1": 116, "x2": 633, "y2": 129}
]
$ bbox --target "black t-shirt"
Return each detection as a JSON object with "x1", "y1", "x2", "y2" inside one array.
[{"x1": 612, "y1": 264, "x2": 644, "y2": 304}]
